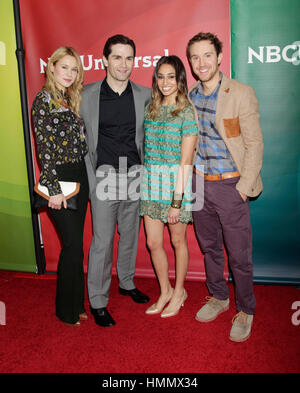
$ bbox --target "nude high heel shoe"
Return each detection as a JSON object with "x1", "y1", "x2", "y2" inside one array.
[
  {"x1": 145, "y1": 288, "x2": 174, "y2": 315},
  {"x1": 160, "y1": 289, "x2": 187, "y2": 318}
]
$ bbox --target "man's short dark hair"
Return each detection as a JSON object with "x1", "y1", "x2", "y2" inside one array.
[
  {"x1": 103, "y1": 34, "x2": 136, "y2": 59},
  {"x1": 186, "y1": 32, "x2": 223, "y2": 58}
]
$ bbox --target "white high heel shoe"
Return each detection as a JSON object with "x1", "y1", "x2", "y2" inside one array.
[
  {"x1": 160, "y1": 289, "x2": 187, "y2": 318},
  {"x1": 145, "y1": 288, "x2": 174, "y2": 315}
]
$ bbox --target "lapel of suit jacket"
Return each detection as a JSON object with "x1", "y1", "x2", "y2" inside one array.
[
  {"x1": 88, "y1": 81, "x2": 102, "y2": 153},
  {"x1": 215, "y1": 74, "x2": 231, "y2": 140},
  {"x1": 130, "y1": 81, "x2": 143, "y2": 151}
]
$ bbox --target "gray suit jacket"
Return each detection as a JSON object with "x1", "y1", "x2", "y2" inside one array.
[{"x1": 80, "y1": 80, "x2": 151, "y2": 194}]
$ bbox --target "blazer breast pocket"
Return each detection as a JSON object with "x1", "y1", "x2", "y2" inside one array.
[{"x1": 223, "y1": 117, "x2": 241, "y2": 138}]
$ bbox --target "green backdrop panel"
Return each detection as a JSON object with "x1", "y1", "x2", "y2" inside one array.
[
  {"x1": 0, "y1": 0, "x2": 36, "y2": 272},
  {"x1": 231, "y1": 0, "x2": 300, "y2": 284}
]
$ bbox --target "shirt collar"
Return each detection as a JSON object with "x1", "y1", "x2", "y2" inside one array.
[
  {"x1": 196, "y1": 71, "x2": 223, "y2": 97},
  {"x1": 102, "y1": 78, "x2": 132, "y2": 96}
]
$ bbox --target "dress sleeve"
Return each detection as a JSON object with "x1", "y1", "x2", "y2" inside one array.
[
  {"x1": 181, "y1": 105, "x2": 199, "y2": 137},
  {"x1": 31, "y1": 92, "x2": 62, "y2": 196}
]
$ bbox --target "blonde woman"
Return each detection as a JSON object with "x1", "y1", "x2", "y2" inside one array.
[
  {"x1": 140, "y1": 56, "x2": 198, "y2": 317},
  {"x1": 32, "y1": 47, "x2": 89, "y2": 326}
]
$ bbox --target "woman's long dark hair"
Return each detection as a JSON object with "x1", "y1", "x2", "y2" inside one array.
[{"x1": 147, "y1": 55, "x2": 190, "y2": 120}]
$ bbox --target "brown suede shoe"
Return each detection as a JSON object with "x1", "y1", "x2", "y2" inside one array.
[
  {"x1": 229, "y1": 311, "x2": 253, "y2": 342},
  {"x1": 195, "y1": 296, "x2": 229, "y2": 322}
]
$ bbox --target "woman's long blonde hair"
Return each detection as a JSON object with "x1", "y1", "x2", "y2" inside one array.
[
  {"x1": 45, "y1": 46, "x2": 84, "y2": 115},
  {"x1": 147, "y1": 55, "x2": 190, "y2": 120}
]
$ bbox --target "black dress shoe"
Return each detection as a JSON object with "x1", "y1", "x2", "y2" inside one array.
[
  {"x1": 90, "y1": 307, "x2": 115, "y2": 327},
  {"x1": 119, "y1": 287, "x2": 150, "y2": 303}
]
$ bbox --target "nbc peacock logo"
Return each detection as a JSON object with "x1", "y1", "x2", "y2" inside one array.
[{"x1": 0, "y1": 41, "x2": 6, "y2": 65}]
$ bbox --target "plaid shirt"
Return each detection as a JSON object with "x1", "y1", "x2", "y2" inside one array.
[{"x1": 189, "y1": 73, "x2": 237, "y2": 175}]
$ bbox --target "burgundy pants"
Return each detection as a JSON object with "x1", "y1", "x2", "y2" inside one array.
[{"x1": 192, "y1": 174, "x2": 256, "y2": 315}]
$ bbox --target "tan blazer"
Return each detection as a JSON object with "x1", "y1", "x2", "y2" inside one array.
[{"x1": 189, "y1": 74, "x2": 264, "y2": 197}]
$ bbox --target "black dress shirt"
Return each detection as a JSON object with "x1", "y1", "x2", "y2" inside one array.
[{"x1": 97, "y1": 79, "x2": 140, "y2": 171}]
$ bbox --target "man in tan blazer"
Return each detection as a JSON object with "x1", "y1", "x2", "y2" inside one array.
[{"x1": 187, "y1": 32, "x2": 263, "y2": 342}]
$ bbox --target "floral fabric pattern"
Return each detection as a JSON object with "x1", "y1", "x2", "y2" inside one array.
[{"x1": 32, "y1": 89, "x2": 88, "y2": 196}]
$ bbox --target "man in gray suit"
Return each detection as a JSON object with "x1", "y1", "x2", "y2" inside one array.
[{"x1": 80, "y1": 35, "x2": 151, "y2": 327}]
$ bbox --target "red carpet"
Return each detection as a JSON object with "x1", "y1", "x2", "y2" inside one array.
[{"x1": 0, "y1": 270, "x2": 299, "y2": 373}]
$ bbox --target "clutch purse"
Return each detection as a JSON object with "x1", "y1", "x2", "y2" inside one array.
[{"x1": 33, "y1": 181, "x2": 80, "y2": 210}]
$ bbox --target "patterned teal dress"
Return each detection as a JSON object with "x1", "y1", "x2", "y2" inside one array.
[{"x1": 140, "y1": 104, "x2": 198, "y2": 223}]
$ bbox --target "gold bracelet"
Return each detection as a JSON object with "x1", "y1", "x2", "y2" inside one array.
[{"x1": 171, "y1": 192, "x2": 184, "y2": 209}]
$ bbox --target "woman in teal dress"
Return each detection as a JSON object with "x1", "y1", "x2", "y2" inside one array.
[{"x1": 140, "y1": 56, "x2": 198, "y2": 317}]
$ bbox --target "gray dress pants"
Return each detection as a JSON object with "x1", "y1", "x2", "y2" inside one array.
[{"x1": 87, "y1": 172, "x2": 141, "y2": 308}]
